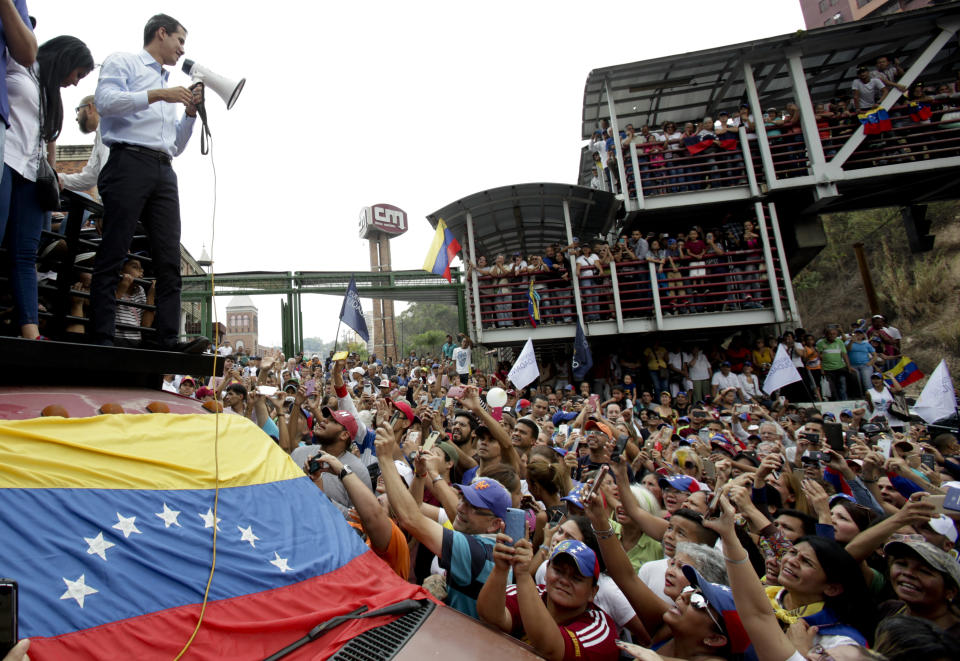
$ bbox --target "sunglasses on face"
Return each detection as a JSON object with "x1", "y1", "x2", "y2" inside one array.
[{"x1": 681, "y1": 586, "x2": 724, "y2": 633}]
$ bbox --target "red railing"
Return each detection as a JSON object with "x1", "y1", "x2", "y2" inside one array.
[{"x1": 469, "y1": 247, "x2": 786, "y2": 330}]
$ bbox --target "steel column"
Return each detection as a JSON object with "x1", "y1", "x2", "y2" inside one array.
[
  {"x1": 767, "y1": 202, "x2": 800, "y2": 325},
  {"x1": 743, "y1": 61, "x2": 777, "y2": 187},
  {"x1": 465, "y1": 211, "x2": 483, "y2": 342},
  {"x1": 739, "y1": 126, "x2": 760, "y2": 198},
  {"x1": 605, "y1": 78, "x2": 632, "y2": 210},
  {"x1": 563, "y1": 200, "x2": 586, "y2": 331},
  {"x1": 609, "y1": 263, "x2": 624, "y2": 333},
  {"x1": 649, "y1": 262, "x2": 663, "y2": 330},
  {"x1": 754, "y1": 202, "x2": 785, "y2": 322},
  {"x1": 628, "y1": 142, "x2": 644, "y2": 210}
]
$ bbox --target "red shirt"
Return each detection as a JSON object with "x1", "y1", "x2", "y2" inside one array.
[{"x1": 505, "y1": 585, "x2": 618, "y2": 660}]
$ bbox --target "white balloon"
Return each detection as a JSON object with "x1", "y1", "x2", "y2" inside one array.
[{"x1": 486, "y1": 387, "x2": 508, "y2": 408}]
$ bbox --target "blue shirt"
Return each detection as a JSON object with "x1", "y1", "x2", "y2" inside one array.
[
  {"x1": 440, "y1": 528, "x2": 501, "y2": 618},
  {"x1": 95, "y1": 50, "x2": 196, "y2": 157},
  {"x1": 846, "y1": 339, "x2": 875, "y2": 367},
  {"x1": 0, "y1": 0, "x2": 32, "y2": 127}
]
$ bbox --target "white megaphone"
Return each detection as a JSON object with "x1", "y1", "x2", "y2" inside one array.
[{"x1": 181, "y1": 59, "x2": 245, "y2": 109}]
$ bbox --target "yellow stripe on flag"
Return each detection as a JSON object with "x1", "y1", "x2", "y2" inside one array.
[
  {"x1": 0, "y1": 414, "x2": 304, "y2": 490},
  {"x1": 422, "y1": 218, "x2": 448, "y2": 272}
]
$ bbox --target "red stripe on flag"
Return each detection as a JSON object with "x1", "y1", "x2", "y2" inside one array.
[
  {"x1": 30, "y1": 551, "x2": 436, "y2": 661},
  {"x1": 444, "y1": 237, "x2": 462, "y2": 283}
]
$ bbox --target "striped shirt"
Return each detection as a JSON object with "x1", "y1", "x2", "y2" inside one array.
[{"x1": 116, "y1": 286, "x2": 146, "y2": 340}]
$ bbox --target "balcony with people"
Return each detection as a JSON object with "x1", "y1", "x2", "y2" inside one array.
[{"x1": 581, "y1": 3, "x2": 960, "y2": 213}]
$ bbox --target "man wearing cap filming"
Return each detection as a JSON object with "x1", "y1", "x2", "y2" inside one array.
[{"x1": 375, "y1": 420, "x2": 510, "y2": 618}]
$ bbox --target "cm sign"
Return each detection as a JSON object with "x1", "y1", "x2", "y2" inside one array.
[{"x1": 358, "y1": 204, "x2": 408, "y2": 239}]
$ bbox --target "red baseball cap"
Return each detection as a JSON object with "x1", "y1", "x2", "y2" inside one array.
[
  {"x1": 321, "y1": 407, "x2": 358, "y2": 439},
  {"x1": 392, "y1": 400, "x2": 420, "y2": 424}
]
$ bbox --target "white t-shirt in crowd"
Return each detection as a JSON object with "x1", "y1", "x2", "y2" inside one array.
[
  {"x1": 711, "y1": 371, "x2": 740, "y2": 391},
  {"x1": 452, "y1": 346, "x2": 471, "y2": 375},
  {"x1": 636, "y1": 557, "x2": 671, "y2": 604},
  {"x1": 686, "y1": 353, "x2": 712, "y2": 381},
  {"x1": 740, "y1": 373, "x2": 761, "y2": 398}
]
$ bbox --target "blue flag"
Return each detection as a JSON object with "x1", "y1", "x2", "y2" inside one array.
[
  {"x1": 339, "y1": 275, "x2": 369, "y2": 342},
  {"x1": 572, "y1": 321, "x2": 593, "y2": 380}
]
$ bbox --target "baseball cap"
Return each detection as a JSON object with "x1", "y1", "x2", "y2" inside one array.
[
  {"x1": 456, "y1": 477, "x2": 510, "y2": 519},
  {"x1": 658, "y1": 475, "x2": 708, "y2": 493},
  {"x1": 437, "y1": 440, "x2": 459, "y2": 464},
  {"x1": 392, "y1": 400, "x2": 420, "y2": 424},
  {"x1": 883, "y1": 539, "x2": 960, "y2": 590},
  {"x1": 561, "y1": 483, "x2": 588, "y2": 510},
  {"x1": 321, "y1": 407, "x2": 358, "y2": 440},
  {"x1": 928, "y1": 514, "x2": 959, "y2": 544},
  {"x1": 829, "y1": 493, "x2": 856, "y2": 507},
  {"x1": 584, "y1": 419, "x2": 614, "y2": 440},
  {"x1": 681, "y1": 566, "x2": 752, "y2": 654},
  {"x1": 195, "y1": 386, "x2": 214, "y2": 399},
  {"x1": 720, "y1": 361, "x2": 731, "y2": 367},
  {"x1": 180, "y1": 376, "x2": 196, "y2": 386},
  {"x1": 549, "y1": 539, "x2": 599, "y2": 578},
  {"x1": 840, "y1": 409, "x2": 853, "y2": 417},
  {"x1": 379, "y1": 378, "x2": 390, "y2": 388}
]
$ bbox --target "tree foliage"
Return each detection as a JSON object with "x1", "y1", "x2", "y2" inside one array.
[{"x1": 395, "y1": 302, "x2": 460, "y2": 354}]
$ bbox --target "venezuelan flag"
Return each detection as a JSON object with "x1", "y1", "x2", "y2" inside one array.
[
  {"x1": 909, "y1": 101, "x2": 932, "y2": 122},
  {"x1": 884, "y1": 356, "x2": 924, "y2": 388},
  {"x1": 422, "y1": 218, "x2": 462, "y2": 283},
  {"x1": 0, "y1": 414, "x2": 430, "y2": 659},
  {"x1": 527, "y1": 280, "x2": 541, "y2": 327},
  {"x1": 858, "y1": 107, "x2": 892, "y2": 135}
]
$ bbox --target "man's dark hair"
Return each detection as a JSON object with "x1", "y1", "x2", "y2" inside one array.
[
  {"x1": 775, "y1": 508, "x2": 818, "y2": 536},
  {"x1": 144, "y1": 14, "x2": 186, "y2": 46},
  {"x1": 516, "y1": 418, "x2": 539, "y2": 438},
  {"x1": 225, "y1": 383, "x2": 247, "y2": 398},
  {"x1": 454, "y1": 409, "x2": 479, "y2": 430},
  {"x1": 531, "y1": 394, "x2": 548, "y2": 405},
  {"x1": 672, "y1": 508, "x2": 719, "y2": 546}
]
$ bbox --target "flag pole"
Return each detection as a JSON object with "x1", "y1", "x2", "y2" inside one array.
[{"x1": 333, "y1": 319, "x2": 342, "y2": 354}]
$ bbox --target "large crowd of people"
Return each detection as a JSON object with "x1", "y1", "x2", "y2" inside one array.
[{"x1": 152, "y1": 326, "x2": 959, "y2": 661}]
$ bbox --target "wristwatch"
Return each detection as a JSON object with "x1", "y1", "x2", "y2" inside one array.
[{"x1": 338, "y1": 466, "x2": 353, "y2": 480}]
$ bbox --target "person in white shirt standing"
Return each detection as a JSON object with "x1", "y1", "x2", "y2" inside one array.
[
  {"x1": 452, "y1": 336, "x2": 472, "y2": 384},
  {"x1": 57, "y1": 94, "x2": 109, "y2": 196}
]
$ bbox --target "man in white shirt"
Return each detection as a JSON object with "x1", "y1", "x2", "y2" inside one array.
[
  {"x1": 576, "y1": 244, "x2": 602, "y2": 320},
  {"x1": 667, "y1": 346, "x2": 692, "y2": 397},
  {"x1": 710, "y1": 361, "x2": 741, "y2": 399},
  {"x1": 58, "y1": 95, "x2": 110, "y2": 197},
  {"x1": 452, "y1": 336, "x2": 472, "y2": 384}
]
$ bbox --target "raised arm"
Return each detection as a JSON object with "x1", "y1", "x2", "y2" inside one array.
[
  {"x1": 458, "y1": 385, "x2": 520, "y2": 472},
  {"x1": 312, "y1": 451, "x2": 394, "y2": 552}
]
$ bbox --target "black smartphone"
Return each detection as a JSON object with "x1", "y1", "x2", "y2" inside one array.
[
  {"x1": 548, "y1": 509, "x2": 565, "y2": 526},
  {"x1": 920, "y1": 453, "x2": 937, "y2": 470},
  {"x1": 0, "y1": 578, "x2": 17, "y2": 655},
  {"x1": 612, "y1": 434, "x2": 629, "y2": 462},
  {"x1": 824, "y1": 422, "x2": 844, "y2": 453},
  {"x1": 307, "y1": 455, "x2": 324, "y2": 474}
]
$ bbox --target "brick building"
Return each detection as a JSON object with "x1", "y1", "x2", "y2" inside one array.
[{"x1": 799, "y1": 0, "x2": 935, "y2": 28}]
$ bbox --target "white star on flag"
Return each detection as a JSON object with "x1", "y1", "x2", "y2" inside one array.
[
  {"x1": 199, "y1": 508, "x2": 222, "y2": 531},
  {"x1": 270, "y1": 551, "x2": 292, "y2": 573},
  {"x1": 155, "y1": 503, "x2": 182, "y2": 528},
  {"x1": 238, "y1": 525, "x2": 259, "y2": 548},
  {"x1": 84, "y1": 532, "x2": 115, "y2": 561},
  {"x1": 60, "y1": 574, "x2": 98, "y2": 608},
  {"x1": 112, "y1": 512, "x2": 142, "y2": 538}
]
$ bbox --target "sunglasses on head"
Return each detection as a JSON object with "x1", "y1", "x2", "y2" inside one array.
[{"x1": 681, "y1": 586, "x2": 724, "y2": 633}]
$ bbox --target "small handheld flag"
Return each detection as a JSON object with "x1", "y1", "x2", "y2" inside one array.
[
  {"x1": 527, "y1": 281, "x2": 541, "y2": 328},
  {"x1": 762, "y1": 344, "x2": 802, "y2": 395},
  {"x1": 339, "y1": 275, "x2": 369, "y2": 343},
  {"x1": 422, "y1": 218, "x2": 462, "y2": 283},
  {"x1": 883, "y1": 356, "x2": 924, "y2": 388}
]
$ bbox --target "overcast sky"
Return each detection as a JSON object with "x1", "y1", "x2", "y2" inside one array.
[{"x1": 40, "y1": 1, "x2": 804, "y2": 346}]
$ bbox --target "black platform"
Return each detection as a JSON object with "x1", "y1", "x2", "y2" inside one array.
[{"x1": 0, "y1": 336, "x2": 219, "y2": 388}]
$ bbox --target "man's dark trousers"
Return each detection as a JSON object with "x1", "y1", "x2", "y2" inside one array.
[{"x1": 89, "y1": 146, "x2": 181, "y2": 346}]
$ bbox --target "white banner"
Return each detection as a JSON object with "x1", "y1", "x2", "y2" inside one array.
[
  {"x1": 912, "y1": 360, "x2": 957, "y2": 424},
  {"x1": 507, "y1": 339, "x2": 540, "y2": 390},
  {"x1": 762, "y1": 344, "x2": 803, "y2": 395}
]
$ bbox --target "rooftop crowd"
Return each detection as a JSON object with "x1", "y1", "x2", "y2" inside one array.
[{"x1": 157, "y1": 323, "x2": 959, "y2": 661}]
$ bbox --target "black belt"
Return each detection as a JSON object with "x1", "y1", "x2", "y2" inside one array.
[{"x1": 111, "y1": 143, "x2": 172, "y2": 164}]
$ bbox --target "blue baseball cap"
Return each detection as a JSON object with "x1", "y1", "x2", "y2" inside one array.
[
  {"x1": 561, "y1": 483, "x2": 588, "y2": 510},
  {"x1": 658, "y1": 475, "x2": 708, "y2": 493},
  {"x1": 550, "y1": 539, "x2": 599, "y2": 578},
  {"x1": 456, "y1": 477, "x2": 511, "y2": 519},
  {"x1": 682, "y1": 565, "x2": 752, "y2": 655},
  {"x1": 840, "y1": 409, "x2": 853, "y2": 417},
  {"x1": 823, "y1": 412, "x2": 836, "y2": 421},
  {"x1": 676, "y1": 391, "x2": 687, "y2": 396}
]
